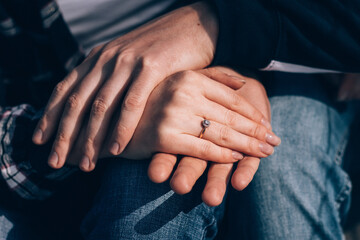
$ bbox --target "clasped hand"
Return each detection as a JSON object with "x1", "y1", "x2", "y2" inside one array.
[
  {"x1": 42, "y1": 66, "x2": 280, "y2": 206},
  {"x1": 31, "y1": 1, "x2": 281, "y2": 206}
]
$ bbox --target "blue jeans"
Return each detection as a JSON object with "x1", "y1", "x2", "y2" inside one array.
[
  {"x1": 80, "y1": 73, "x2": 359, "y2": 239},
  {"x1": 1, "y1": 73, "x2": 359, "y2": 239}
]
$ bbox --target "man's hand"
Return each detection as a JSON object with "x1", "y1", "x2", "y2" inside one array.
[
  {"x1": 148, "y1": 67, "x2": 273, "y2": 206},
  {"x1": 32, "y1": 1, "x2": 219, "y2": 171}
]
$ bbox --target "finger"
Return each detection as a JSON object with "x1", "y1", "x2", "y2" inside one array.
[
  {"x1": 196, "y1": 118, "x2": 274, "y2": 158},
  {"x1": 32, "y1": 62, "x2": 92, "y2": 145},
  {"x1": 164, "y1": 134, "x2": 243, "y2": 163},
  {"x1": 200, "y1": 98, "x2": 281, "y2": 146},
  {"x1": 66, "y1": 118, "x2": 89, "y2": 166},
  {"x1": 231, "y1": 156, "x2": 260, "y2": 191},
  {"x1": 48, "y1": 58, "x2": 114, "y2": 169},
  {"x1": 170, "y1": 157, "x2": 207, "y2": 195},
  {"x1": 109, "y1": 64, "x2": 163, "y2": 155},
  {"x1": 202, "y1": 163, "x2": 233, "y2": 207},
  {"x1": 200, "y1": 76, "x2": 271, "y2": 129},
  {"x1": 198, "y1": 67, "x2": 246, "y2": 90},
  {"x1": 179, "y1": 115, "x2": 274, "y2": 158},
  {"x1": 79, "y1": 63, "x2": 134, "y2": 171},
  {"x1": 148, "y1": 153, "x2": 177, "y2": 183}
]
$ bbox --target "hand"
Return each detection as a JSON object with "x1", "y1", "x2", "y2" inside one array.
[
  {"x1": 66, "y1": 67, "x2": 279, "y2": 172},
  {"x1": 121, "y1": 68, "x2": 279, "y2": 163},
  {"x1": 148, "y1": 68, "x2": 274, "y2": 206},
  {"x1": 338, "y1": 73, "x2": 360, "y2": 101},
  {"x1": 32, "y1": 1, "x2": 219, "y2": 171},
  {"x1": 65, "y1": 68, "x2": 246, "y2": 165}
]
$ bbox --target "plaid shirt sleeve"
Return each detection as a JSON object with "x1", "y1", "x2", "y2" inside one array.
[{"x1": 0, "y1": 104, "x2": 77, "y2": 201}]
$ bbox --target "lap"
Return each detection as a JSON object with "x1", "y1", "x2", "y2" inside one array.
[
  {"x1": 81, "y1": 159, "x2": 225, "y2": 240},
  {"x1": 219, "y1": 73, "x2": 359, "y2": 240},
  {"x1": 82, "y1": 73, "x2": 359, "y2": 240},
  {"x1": 0, "y1": 73, "x2": 344, "y2": 240}
]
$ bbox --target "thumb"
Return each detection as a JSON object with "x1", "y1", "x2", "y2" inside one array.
[{"x1": 198, "y1": 67, "x2": 246, "y2": 90}]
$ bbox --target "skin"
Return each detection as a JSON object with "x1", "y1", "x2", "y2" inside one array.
[
  {"x1": 32, "y1": 1, "x2": 220, "y2": 171},
  {"x1": 32, "y1": 1, "x2": 279, "y2": 205},
  {"x1": 66, "y1": 67, "x2": 278, "y2": 206},
  {"x1": 148, "y1": 67, "x2": 273, "y2": 206}
]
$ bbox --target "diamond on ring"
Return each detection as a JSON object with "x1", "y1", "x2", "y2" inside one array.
[
  {"x1": 202, "y1": 119, "x2": 210, "y2": 128},
  {"x1": 199, "y1": 119, "x2": 210, "y2": 139}
]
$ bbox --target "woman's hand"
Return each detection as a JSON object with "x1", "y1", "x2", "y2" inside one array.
[
  {"x1": 147, "y1": 67, "x2": 274, "y2": 206},
  {"x1": 120, "y1": 69, "x2": 279, "y2": 165},
  {"x1": 66, "y1": 67, "x2": 279, "y2": 172},
  {"x1": 32, "y1": 1, "x2": 219, "y2": 171}
]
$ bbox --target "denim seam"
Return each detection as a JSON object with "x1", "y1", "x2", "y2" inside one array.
[
  {"x1": 334, "y1": 130, "x2": 349, "y2": 166},
  {"x1": 335, "y1": 177, "x2": 352, "y2": 210},
  {"x1": 333, "y1": 130, "x2": 351, "y2": 210},
  {"x1": 200, "y1": 215, "x2": 216, "y2": 240}
]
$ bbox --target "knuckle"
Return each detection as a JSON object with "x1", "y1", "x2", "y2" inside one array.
[
  {"x1": 246, "y1": 138, "x2": 258, "y2": 154},
  {"x1": 224, "y1": 110, "x2": 237, "y2": 126},
  {"x1": 219, "y1": 126, "x2": 231, "y2": 144},
  {"x1": 250, "y1": 108, "x2": 263, "y2": 122},
  {"x1": 172, "y1": 87, "x2": 193, "y2": 104},
  {"x1": 66, "y1": 94, "x2": 81, "y2": 111},
  {"x1": 123, "y1": 94, "x2": 144, "y2": 111},
  {"x1": 98, "y1": 48, "x2": 116, "y2": 63},
  {"x1": 198, "y1": 141, "x2": 212, "y2": 157},
  {"x1": 40, "y1": 111, "x2": 50, "y2": 123},
  {"x1": 230, "y1": 93, "x2": 241, "y2": 107},
  {"x1": 91, "y1": 98, "x2": 108, "y2": 116},
  {"x1": 250, "y1": 124, "x2": 262, "y2": 138},
  {"x1": 116, "y1": 50, "x2": 135, "y2": 66},
  {"x1": 55, "y1": 132, "x2": 68, "y2": 144},
  {"x1": 85, "y1": 137, "x2": 95, "y2": 149},
  {"x1": 139, "y1": 55, "x2": 156, "y2": 69},
  {"x1": 53, "y1": 81, "x2": 67, "y2": 97}
]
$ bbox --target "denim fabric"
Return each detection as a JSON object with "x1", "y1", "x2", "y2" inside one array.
[
  {"x1": 0, "y1": 206, "x2": 39, "y2": 240},
  {"x1": 218, "y1": 73, "x2": 359, "y2": 240},
  {"x1": 1, "y1": 73, "x2": 359, "y2": 240},
  {"x1": 0, "y1": 172, "x2": 99, "y2": 240},
  {"x1": 81, "y1": 159, "x2": 225, "y2": 240}
]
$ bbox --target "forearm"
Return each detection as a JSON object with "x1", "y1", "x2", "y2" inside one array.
[
  {"x1": 212, "y1": 0, "x2": 360, "y2": 73},
  {"x1": 0, "y1": 105, "x2": 76, "y2": 201}
]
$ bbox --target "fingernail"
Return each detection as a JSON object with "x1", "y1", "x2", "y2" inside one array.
[
  {"x1": 232, "y1": 151, "x2": 244, "y2": 160},
  {"x1": 110, "y1": 142, "x2": 120, "y2": 155},
  {"x1": 259, "y1": 142, "x2": 274, "y2": 155},
  {"x1": 261, "y1": 118, "x2": 272, "y2": 130},
  {"x1": 227, "y1": 74, "x2": 247, "y2": 84},
  {"x1": 265, "y1": 133, "x2": 281, "y2": 146},
  {"x1": 48, "y1": 152, "x2": 58, "y2": 167},
  {"x1": 33, "y1": 128, "x2": 43, "y2": 142},
  {"x1": 80, "y1": 156, "x2": 90, "y2": 171}
]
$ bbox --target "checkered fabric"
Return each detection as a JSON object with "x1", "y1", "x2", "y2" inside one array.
[{"x1": 0, "y1": 104, "x2": 76, "y2": 200}]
